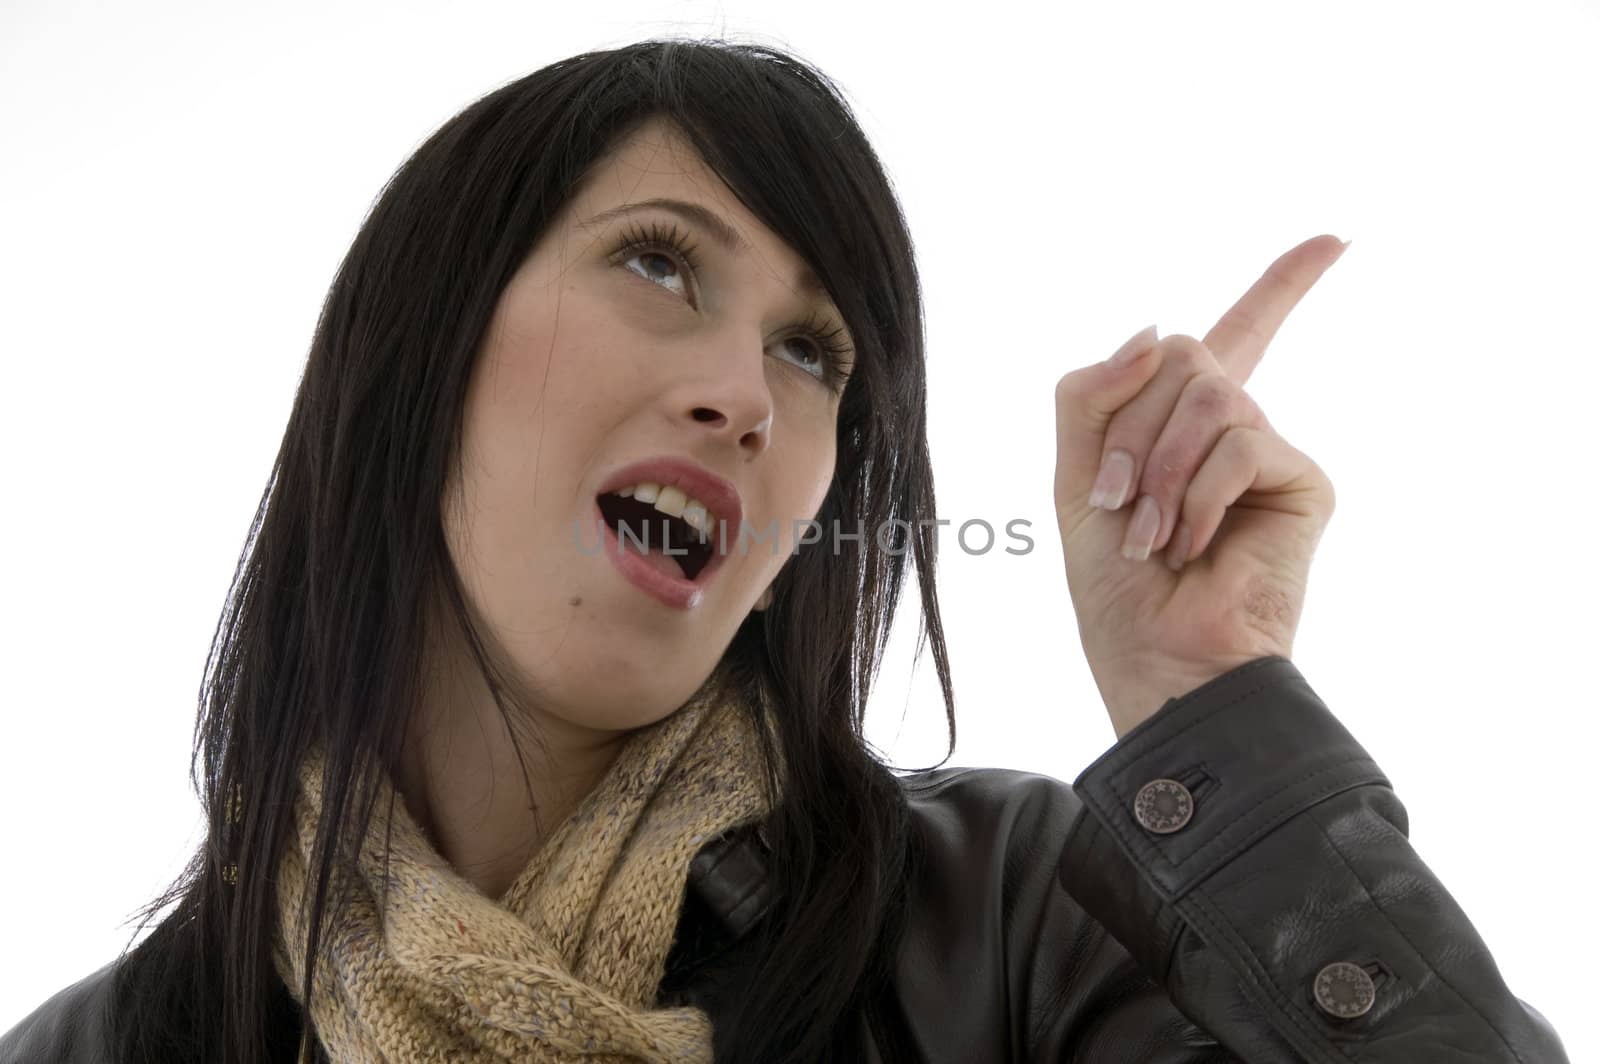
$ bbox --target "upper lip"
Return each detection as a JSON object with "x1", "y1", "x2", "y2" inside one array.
[{"x1": 596, "y1": 456, "x2": 744, "y2": 551}]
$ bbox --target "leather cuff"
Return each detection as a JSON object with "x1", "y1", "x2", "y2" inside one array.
[{"x1": 1063, "y1": 655, "x2": 1390, "y2": 905}]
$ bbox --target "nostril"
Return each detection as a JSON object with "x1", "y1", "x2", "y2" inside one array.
[{"x1": 691, "y1": 408, "x2": 722, "y2": 423}]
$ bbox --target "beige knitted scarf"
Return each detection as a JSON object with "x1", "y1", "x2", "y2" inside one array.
[{"x1": 271, "y1": 679, "x2": 775, "y2": 1063}]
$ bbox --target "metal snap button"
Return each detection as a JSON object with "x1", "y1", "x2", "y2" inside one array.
[
  {"x1": 1133, "y1": 778, "x2": 1193, "y2": 834},
  {"x1": 1313, "y1": 961, "x2": 1376, "y2": 1019}
]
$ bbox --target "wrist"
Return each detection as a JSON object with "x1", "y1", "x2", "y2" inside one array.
[{"x1": 1094, "y1": 657, "x2": 1259, "y2": 740}]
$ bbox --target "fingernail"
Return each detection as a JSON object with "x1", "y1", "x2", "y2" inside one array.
[
  {"x1": 1088, "y1": 449, "x2": 1135, "y2": 510},
  {"x1": 1121, "y1": 494, "x2": 1161, "y2": 561},
  {"x1": 1165, "y1": 521, "x2": 1192, "y2": 571},
  {"x1": 1107, "y1": 324, "x2": 1159, "y2": 367}
]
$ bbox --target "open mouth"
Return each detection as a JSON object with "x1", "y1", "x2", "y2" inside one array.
[{"x1": 595, "y1": 492, "x2": 718, "y2": 582}]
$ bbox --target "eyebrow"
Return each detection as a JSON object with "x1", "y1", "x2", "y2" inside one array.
[{"x1": 577, "y1": 196, "x2": 830, "y2": 300}]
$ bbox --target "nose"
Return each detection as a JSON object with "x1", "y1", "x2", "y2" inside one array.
[
  {"x1": 689, "y1": 401, "x2": 771, "y2": 457},
  {"x1": 683, "y1": 345, "x2": 774, "y2": 458}
]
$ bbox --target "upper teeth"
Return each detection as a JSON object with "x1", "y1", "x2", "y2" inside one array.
[{"x1": 613, "y1": 483, "x2": 716, "y2": 540}]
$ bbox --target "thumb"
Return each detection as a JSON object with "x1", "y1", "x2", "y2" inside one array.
[{"x1": 1053, "y1": 325, "x2": 1162, "y2": 516}]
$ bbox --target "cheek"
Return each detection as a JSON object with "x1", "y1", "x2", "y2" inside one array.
[
  {"x1": 450, "y1": 303, "x2": 605, "y2": 577},
  {"x1": 779, "y1": 423, "x2": 839, "y2": 528},
  {"x1": 810, "y1": 411, "x2": 841, "y2": 499},
  {"x1": 754, "y1": 442, "x2": 837, "y2": 578},
  {"x1": 806, "y1": 442, "x2": 837, "y2": 516},
  {"x1": 471, "y1": 295, "x2": 566, "y2": 415},
  {"x1": 466, "y1": 290, "x2": 628, "y2": 462}
]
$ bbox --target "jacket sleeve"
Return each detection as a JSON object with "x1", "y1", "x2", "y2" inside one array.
[{"x1": 1049, "y1": 655, "x2": 1570, "y2": 1063}]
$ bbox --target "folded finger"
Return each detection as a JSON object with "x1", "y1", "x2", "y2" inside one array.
[
  {"x1": 1167, "y1": 426, "x2": 1328, "y2": 568},
  {"x1": 1085, "y1": 335, "x2": 1218, "y2": 515},
  {"x1": 1117, "y1": 373, "x2": 1268, "y2": 561}
]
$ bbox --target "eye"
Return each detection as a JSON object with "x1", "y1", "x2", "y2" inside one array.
[
  {"x1": 778, "y1": 310, "x2": 855, "y2": 389},
  {"x1": 619, "y1": 247, "x2": 692, "y2": 299},
  {"x1": 774, "y1": 335, "x2": 824, "y2": 376},
  {"x1": 609, "y1": 218, "x2": 854, "y2": 392},
  {"x1": 612, "y1": 220, "x2": 702, "y2": 302}
]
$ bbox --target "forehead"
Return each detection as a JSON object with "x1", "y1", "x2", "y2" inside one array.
[
  {"x1": 578, "y1": 117, "x2": 728, "y2": 205},
  {"x1": 593, "y1": 118, "x2": 715, "y2": 182}
]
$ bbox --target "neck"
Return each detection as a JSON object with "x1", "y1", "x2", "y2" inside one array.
[{"x1": 397, "y1": 634, "x2": 630, "y2": 901}]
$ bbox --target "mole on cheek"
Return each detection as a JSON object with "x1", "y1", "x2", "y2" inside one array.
[{"x1": 569, "y1": 596, "x2": 583, "y2": 607}]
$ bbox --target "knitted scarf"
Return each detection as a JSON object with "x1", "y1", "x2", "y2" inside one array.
[{"x1": 271, "y1": 679, "x2": 775, "y2": 1063}]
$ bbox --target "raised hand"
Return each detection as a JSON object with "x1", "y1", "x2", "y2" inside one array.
[{"x1": 1053, "y1": 235, "x2": 1348, "y2": 739}]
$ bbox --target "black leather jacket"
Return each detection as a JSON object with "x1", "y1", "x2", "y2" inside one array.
[{"x1": 2, "y1": 657, "x2": 1571, "y2": 1061}]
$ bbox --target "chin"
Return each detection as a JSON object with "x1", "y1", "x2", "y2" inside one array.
[
  {"x1": 531, "y1": 663, "x2": 714, "y2": 729},
  {"x1": 566, "y1": 687, "x2": 703, "y2": 733}
]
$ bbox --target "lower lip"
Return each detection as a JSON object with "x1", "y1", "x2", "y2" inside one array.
[{"x1": 592, "y1": 502, "x2": 717, "y2": 610}]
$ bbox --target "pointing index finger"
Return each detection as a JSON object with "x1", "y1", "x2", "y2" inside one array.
[{"x1": 1203, "y1": 234, "x2": 1349, "y2": 385}]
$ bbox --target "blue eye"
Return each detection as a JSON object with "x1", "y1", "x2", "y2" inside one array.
[
  {"x1": 779, "y1": 309, "x2": 854, "y2": 384},
  {"x1": 610, "y1": 219, "x2": 854, "y2": 392},
  {"x1": 611, "y1": 219, "x2": 706, "y2": 301},
  {"x1": 620, "y1": 247, "x2": 690, "y2": 298}
]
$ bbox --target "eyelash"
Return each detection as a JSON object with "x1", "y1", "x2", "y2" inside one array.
[{"x1": 610, "y1": 219, "x2": 853, "y2": 391}]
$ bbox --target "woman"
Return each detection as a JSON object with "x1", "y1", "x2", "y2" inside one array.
[{"x1": 0, "y1": 37, "x2": 1569, "y2": 1064}]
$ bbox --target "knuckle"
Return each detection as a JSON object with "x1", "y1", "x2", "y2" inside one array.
[
  {"x1": 1235, "y1": 388, "x2": 1269, "y2": 428},
  {"x1": 1229, "y1": 421, "x2": 1262, "y2": 453},
  {"x1": 1054, "y1": 368, "x2": 1084, "y2": 405},
  {"x1": 1158, "y1": 334, "x2": 1214, "y2": 374},
  {"x1": 1311, "y1": 459, "x2": 1337, "y2": 511},
  {"x1": 1211, "y1": 423, "x2": 1255, "y2": 465},
  {"x1": 1181, "y1": 373, "x2": 1236, "y2": 419}
]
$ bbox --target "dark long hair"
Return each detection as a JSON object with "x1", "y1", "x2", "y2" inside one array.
[{"x1": 110, "y1": 37, "x2": 955, "y2": 1064}]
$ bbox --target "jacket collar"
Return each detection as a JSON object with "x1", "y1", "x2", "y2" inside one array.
[{"x1": 686, "y1": 821, "x2": 775, "y2": 938}]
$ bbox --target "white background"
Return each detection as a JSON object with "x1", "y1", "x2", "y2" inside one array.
[{"x1": 2, "y1": 0, "x2": 1595, "y2": 1056}]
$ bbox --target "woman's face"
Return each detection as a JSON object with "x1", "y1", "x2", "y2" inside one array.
[{"x1": 441, "y1": 117, "x2": 853, "y2": 732}]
